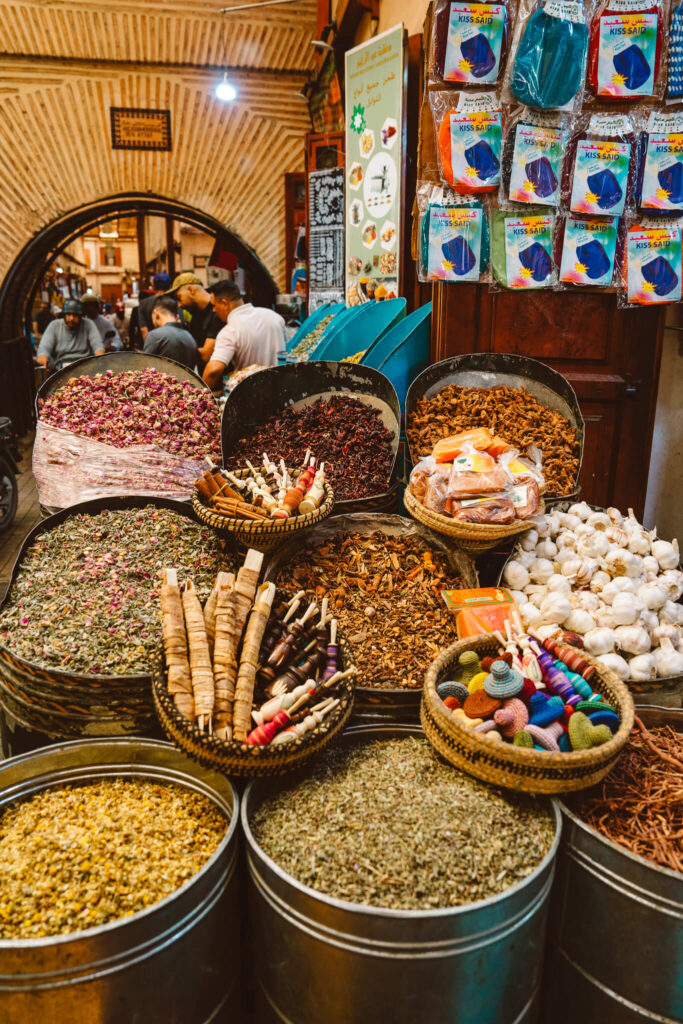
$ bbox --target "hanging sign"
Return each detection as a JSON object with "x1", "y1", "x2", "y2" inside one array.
[
  {"x1": 345, "y1": 24, "x2": 405, "y2": 305},
  {"x1": 110, "y1": 108, "x2": 172, "y2": 151},
  {"x1": 309, "y1": 167, "x2": 345, "y2": 303}
]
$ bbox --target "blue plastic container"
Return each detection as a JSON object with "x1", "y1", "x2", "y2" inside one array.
[
  {"x1": 363, "y1": 303, "x2": 431, "y2": 412},
  {"x1": 313, "y1": 298, "x2": 406, "y2": 362},
  {"x1": 305, "y1": 304, "x2": 371, "y2": 361},
  {"x1": 285, "y1": 302, "x2": 345, "y2": 354}
]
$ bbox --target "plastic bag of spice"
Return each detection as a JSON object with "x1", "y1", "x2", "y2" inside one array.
[
  {"x1": 503, "y1": 0, "x2": 591, "y2": 111},
  {"x1": 557, "y1": 213, "x2": 624, "y2": 287},
  {"x1": 489, "y1": 204, "x2": 559, "y2": 289},
  {"x1": 500, "y1": 106, "x2": 569, "y2": 206},
  {"x1": 429, "y1": 0, "x2": 514, "y2": 85},
  {"x1": 417, "y1": 182, "x2": 491, "y2": 281},
  {"x1": 424, "y1": 466, "x2": 453, "y2": 512},
  {"x1": 635, "y1": 110, "x2": 683, "y2": 213},
  {"x1": 447, "y1": 445, "x2": 511, "y2": 496},
  {"x1": 619, "y1": 215, "x2": 683, "y2": 305},
  {"x1": 430, "y1": 90, "x2": 504, "y2": 192},
  {"x1": 449, "y1": 494, "x2": 517, "y2": 522},
  {"x1": 587, "y1": 0, "x2": 668, "y2": 101},
  {"x1": 561, "y1": 113, "x2": 638, "y2": 218}
]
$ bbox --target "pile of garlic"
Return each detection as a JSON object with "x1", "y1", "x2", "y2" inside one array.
[{"x1": 503, "y1": 503, "x2": 683, "y2": 682}]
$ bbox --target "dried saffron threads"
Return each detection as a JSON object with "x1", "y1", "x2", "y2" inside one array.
[
  {"x1": 574, "y1": 718, "x2": 683, "y2": 874},
  {"x1": 251, "y1": 737, "x2": 556, "y2": 910}
]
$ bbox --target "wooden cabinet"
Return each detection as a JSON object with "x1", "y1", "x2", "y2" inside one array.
[
  {"x1": 284, "y1": 172, "x2": 306, "y2": 293},
  {"x1": 432, "y1": 284, "x2": 665, "y2": 519}
]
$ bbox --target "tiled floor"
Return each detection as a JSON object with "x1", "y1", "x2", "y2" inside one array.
[{"x1": 0, "y1": 433, "x2": 41, "y2": 601}]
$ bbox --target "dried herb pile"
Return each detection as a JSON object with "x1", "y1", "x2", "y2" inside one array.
[
  {"x1": 251, "y1": 737, "x2": 556, "y2": 910},
  {"x1": 0, "y1": 507, "x2": 229, "y2": 675},
  {"x1": 276, "y1": 531, "x2": 463, "y2": 689},
  {"x1": 290, "y1": 314, "x2": 335, "y2": 359},
  {"x1": 0, "y1": 779, "x2": 227, "y2": 939},
  {"x1": 226, "y1": 396, "x2": 394, "y2": 501},
  {"x1": 575, "y1": 718, "x2": 683, "y2": 873},
  {"x1": 39, "y1": 368, "x2": 221, "y2": 460},
  {"x1": 408, "y1": 384, "x2": 580, "y2": 496}
]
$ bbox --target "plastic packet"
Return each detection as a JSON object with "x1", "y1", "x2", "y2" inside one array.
[
  {"x1": 417, "y1": 182, "x2": 491, "y2": 282},
  {"x1": 490, "y1": 204, "x2": 559, "y2": 288},
  {"x1": 668, "y1": 3, "x2": 683, "y2": 98},
  {"x1": 587, "y1": 0, "x2": 668, "y2": 101},
  {"x1": 636, "y1": 109, "x2": 683, "y2": 211},
  {"x1": 424, "y1": 466, "x2": 452, "y2": 513},
  {"x1": 619, "y1": 215, "x2": 683, "y2": 304},
  {"x1": 499, "y1": 446, "x2": 546, "y2": 491},
  {"x1": 508, "y1": 476, "x2": 541, "y2": 517},
  {"x1": 501, "y1": 106, "x2": 569, "y2": 205},
  {"x1": 441, "y1": 586, "x2": 518, "y2": 638},
  {"x1": 430, "y1": 90, "x2": 504, "y2": 192},
  {"x1": 409, "y1": 456, "x2": 438, "y2": 501},
  {"x1": 447, "y1": 445, "x2": 511, "y2": 496},
  {"x1": 558, "y1": 213, "x2": 624, "y2": 286},
  {"x1": 504, "y1": 0, "x2": 591, "y2": 111},
  {"x1": 432, "y1": 426, "x2": 496, "y2": 460},
  {"x1": 430, "y1": 0, "x2": 513, "y2": 85},
  {"x1": 450, "y1": 494, "x2": 517, "y2": 522},
  {"x1": 561, "y1": 113, "x2": 637, "y2": 217}
]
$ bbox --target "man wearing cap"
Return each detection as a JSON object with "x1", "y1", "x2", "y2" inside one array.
[
  {"x1": 169, "y1": 272, "x2": 224, "y2": 372},
  {"x1": 81, "y1": 294, "x2": 121, "y2": 351},
  {"x1": 202, "y1": 280, "x2": 286, "y2": 390},
  {"x1": 137, "y1": 272, "x2": 172, "y2": 343},
  {"x1": 35, "y1": 299, "x2": 104, "y2": 369}
]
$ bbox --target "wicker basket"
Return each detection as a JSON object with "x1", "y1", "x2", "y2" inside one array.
[
  {"x1": 422, "y1": 635, "x2": 635, "y2": 794},
  {"x1": 152, "y1": 634, "x2": 355, "y2": 777},
  {"x1": 404, "y1": 487, "x2": 542, "y2": 555},
  {"x1": 192, "y1": 469, "x2": 335, "y2": 551}
]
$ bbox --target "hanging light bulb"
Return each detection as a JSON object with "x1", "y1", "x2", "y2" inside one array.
[{"x1": 215, "y1": 72, "x2": 237, "y2": 101}]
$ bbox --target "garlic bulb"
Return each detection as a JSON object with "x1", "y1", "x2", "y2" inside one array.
[
  {"x1": 564, "y1": 609, "x2": 596, "y2": 634},
  {"x1": 596, "y1": 652, "x2": 630, "y2": 679},
  {"x1": 533, "y1": 623, "x2": 562, "y2": 642},
  {"x1": 584, "y1": 627, "x2": 616, "y2": 656},
  {"x1": 508, "y1": 590, "x2": 528, "y2": 606},
  {"x1": 653, "y1": 637, "x2": 683, "y2": 677},
  {"x1": 520, "y1": 602, "x2": 541, "y2": 626},
  {"x1": 628, "y1": 653, "x2": 657, "y2": 681},
  {"x1": 504, "y1": 560, "x2": 530, "y2": 590},
  {"x1": 610, "y1": 592, "x2": 642, "y2": 626},
  {"x1": 607, "y1": 507, "x2": 624, "y2": 525},
  {"x1": 639, "y1": 608, "x2": 659, "y2": 631},
  {"x1": 530, "y1": 558, "x2": 554, "y2": 585},
  {"x1": 535, "y1": 538, "x2": 558, "y2": 559},
  {"x1": 595, "y1": 607, "x2": 618, "y2": 630},
  {"x1": 650, "y1": 622, "x2": 682, "y2": 647},
  {"x1": 623, "y1": 509, "x2": 651, "y2": 555},
  {"x1": 558, "y1": 512, "x2": 581, "y2": 531},
  {"x1": 546, "y1": 573, "x2": 572, "y2": 595},
  {"x1": 520, "y1": 529, "x2": 538, "y2": 552},
  {"x1": 539, "y1": 592, "x2": 572, "y2": 625},
  {"x1": 561, "y1": 558, "x2": 595, "y2": 586},
  {"x1": 641, "y1": 555, "x2": 660, "y2": 581},
  {"x1": 607, "y1": 524, "x2": 629, "y2": 548},
  {"x1": 637, "y1": 581, "x2": 667, "y2": 611},
  {"x1": 546, "y1": 513, "x2": 561, "y2": 536},
  {"x1": 556, "y1": 531, "x2": 577, "y2": 551},
  {"x1": 576, "y1": 532, "x2": 610, "y2": 560},
  {"x1": 586, "y1": 511, "x2": 611, "y2": 531},
  {"x1": 660, "y1": 600, "x2": 683, "y2": 626},
  {"x1": 604, "y1": 548, "x2": 643, "y2": 578},
  {"x1": 651, "y1": 537, "x2": 680, "y2": 571},
  {"x1": 574, "y1": 523, "x2": 594, "y2": 540},
  {"x1": 575, "y1": 591, "x2": 600, "y2": 612},
  {"x1": 516, "y1": 549, "x2": 535, "y2": 569},
  {"x1": 568, "y1": 501, "x2": 592, "y2": 521},
  {"x1": 614, "y1": 625, "x2": 650, "y2": 655},
  {"x1": 590, "y1": 570, "x2": 611, "y2": 594},
  {"x1": 660, "y1": 569, "x2": 683, "y2": 601}
]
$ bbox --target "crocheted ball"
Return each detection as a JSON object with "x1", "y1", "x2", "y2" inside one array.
[
  {"x1": 494, "y1": 697, "x2": 529, "y2": 738},
  {"x1": 484, "y1": 660, "x2": 524, "y2": 698},
  {"x1": 513, "y1": 730, "x2": 534, "y2": 748},
  {"x1": 467, "y1": 671, "x2": 489, "y2": 694},
  {"x1": 437, "y1": 680, "x2": 470, "y2": 703},
  {"x1": 464, "y1": 689, "x2": 501, "y2": 719},
  {"x1": 443, "y1": 696, "x2": 462, "y2": 711}
]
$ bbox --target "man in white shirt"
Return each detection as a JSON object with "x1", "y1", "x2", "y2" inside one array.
[{"x1": 202, "y1": 280, "x2": 286, "y2": 390}]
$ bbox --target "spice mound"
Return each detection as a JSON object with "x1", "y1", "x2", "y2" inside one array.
[
  {"x1": 290, "y1": 314, "x2": 335, "y2": 360},
  {"x1": 251, "y1": 737, "x2": 556, "y2": 910},
  {"x1": 408, "y1": 384, "x2": 580, "y2": 497},
  {"x1": 277, "y1": 531, "x2": 463, "y2": 688},
  {"x1": 38, "y1": 368, "x2": 221, "y2": 460},
  {"x1": 0, "y1": 507, "x2": 228, "y2": 675},
  {"x1": 0, "y1": 778, "x2": 227, "y2": 939},
  {"x1": 573, "y1": 718, "x2": 683, "y2": 873},
  {"x1": 226, "y1": 396, "x2": 394, "y2": 501}
]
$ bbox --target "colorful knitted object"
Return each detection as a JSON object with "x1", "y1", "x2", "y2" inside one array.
[
  {"x1": 443, "y1": 696, "x2": 462, "y2": 710},
  {"x1": 467, "y1": 671, "x2": 489, "y2": 694},
  {"x1": 568, "y1": 711, "x2": 612, "y2": 750},
  {"x1": 528, "y1": 692, "x2": 565, "y2": 727},
  {"x1": 484, "y1": 659, "x2": 524, "y2": 698},
  {"x1": 453, "y1": 708, "x2": 483, "y2": 728},
  {"x1": 513, "y1": 730, "x2": 534, "y2": 748},
  {"x1": 456, "y1": 650, "x2": 483, "y2": 686},
  {"x1": 585, "y1": 708, "x2": 620, "y2": 733},
  {"x1": 464, "y1": 689, "x2": 502, "y2": 718},
  {"x1": 437, "y1": 680, "x2": 470, "y2": 703},
  {"x1": 526, "y1": 722, "x2": 561, "y2": 751},
  {"x1": 494, "y1": 697, "x2": 529, "y2": 738}
]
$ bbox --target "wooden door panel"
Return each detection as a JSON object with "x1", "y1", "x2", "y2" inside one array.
[
  {"x1": 489, "y1": 292, "x2": 613, "y2": 363},
  {"x1": 564, "y1": 373, "x2": 625, "y2": 507}
]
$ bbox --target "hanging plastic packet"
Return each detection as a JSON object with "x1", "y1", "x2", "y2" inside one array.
[
  {"x1": 588, "y1": 0, "x2": 666, "y2": 100},
  {"x1": 491, "y1": 206, "x2": 558, "y2": 287},
  {"x1": 636, "y1": 110, "x2": 683, "y2": 212},
  {"x1": 621, "y1": 218, "x2": 683, "y2": 304},
  {"x1": 417, "y1": 182, "x2": 490, "y2": 282},
  {"x1": 431, "y1": 90, "x2": 504, "y2": 192},
  {"x1": 563, "y1": 113, "x2": 635, "y2": 217},
  {"x1": 506, "y1": 0, "x2": 590, "y2": 110},
  {"x1": 430, "y1": 0, "x2": 512, "y2": 84},
  {"x1": 669, "y1": 3, "x2": 683, "y2": 97},
  {"x1": 502, "y1": 107, "x2": 568, "y2": 204},
  {"x1": 559, "y1": 214, "x2": 622, "y2": 285}
]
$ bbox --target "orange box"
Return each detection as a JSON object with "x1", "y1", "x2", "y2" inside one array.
[{"x1": 441, "y1": 587, "x2": 517, "y2": 639}]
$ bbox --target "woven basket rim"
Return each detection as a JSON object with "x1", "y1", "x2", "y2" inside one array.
[
  {"x1": 404, "y1": 487, "x2": 541, "y2": 540},
  {"x1": 423, "y1": 634, "x2": 635, "y2": 773},
  {"x1": 192, "y1": 469, "x2": 334, "y2": 536}
]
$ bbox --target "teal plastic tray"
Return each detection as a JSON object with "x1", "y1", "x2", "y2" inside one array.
[
  {"x1": 313, "y1": 298, "x2": 406, "y2": 363},
  {"x1": 371, "y1": 302, "x2": 432, "y2": 413}
]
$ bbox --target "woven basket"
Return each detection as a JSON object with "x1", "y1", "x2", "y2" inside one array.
[
  {"x1": 404, "y1": 487, "x2": 543, "y2": 554},
  {"x1": 422, "y1": 635, "x2": 635, "y2": 794},
  {"x1": 192, "y1": 469, "x2": 334, "y2": 551},
  {"x1": 152, "y1": 634, "x2": 355, "y2": 777}
]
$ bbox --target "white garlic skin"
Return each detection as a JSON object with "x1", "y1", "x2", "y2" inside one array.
[
  {"x1": 504, "y1": 560, "x2": 530, "y2": 590},
  {"x1": 546, "y1": 573, "x2": 572, "y2": 595},
  {"x1": 563, "y1": 609, "x2": 596, "y2": 635},
  {"x1": 596, "y1": 652, "x2": 630, "y2": 679},
  {"x1": 586, "y1": 511, "x2": 611, "y2": 531},
  {"x1": 653, "y1": 637, "x2": 683, "y2": 677},
  {"x1": 530, "y1": 558, "x2": 554, "y2": 585},
  {"x1": 651, "y1": 537, "x2": 679, "y2": 571},
  {"x1": 627, "y1": 653, "x2": 657, "y2": 681},
  {"x1": 520, "y1": 529, "x2": 538, "y2": 552},
  {"x1": 610, "y1": 592, "x2": 643, "y2": 626},
  {"x1": 590, "y1": 570, "x2": 611, "y2": 594},
  {"x1": 535, "y1": 538, "x2": 558, "y2": 560},
  {"x1": 614, "y1": 625, "x2": 651, "y2": 656},
  {"x1": 568, "y1": 501, "x2": 592, "y2": 521},
  {"x1": 584, "y1": 627, "x2": 616, "y2": 656}
]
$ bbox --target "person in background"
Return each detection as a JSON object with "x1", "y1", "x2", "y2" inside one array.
[
  {"x1": 171, "y1": 272, "x2": 224, "y2": 371},
  {"x1": 36, "y1": 299, "x2": 104, "y2": 369},
  {"x1": 107, "y1": 301, "x2": 130, "y2": 349},
  {"x1": 137, "y1": 272, "x2": 171, "y2": 343},
  {"x1": 32, "y1": 301, "x2": 54, "y2": 340},
  {"x1": 81, "y1": 294, "x2": 121, "y2": 351},
  {"x1": 143, "y1": 296, "x2": 198, "y2": 371},
  {"x1": 203, "y1": 280, "x2": 285, "y2": 390}
]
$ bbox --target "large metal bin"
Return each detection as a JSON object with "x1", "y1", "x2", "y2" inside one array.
[
  {"x1": 243, "y1": 724, "x2": 562, "y2": 1024},
  {"x1": 0, "y1": 737, "x2": 241, "y2": 1024}
]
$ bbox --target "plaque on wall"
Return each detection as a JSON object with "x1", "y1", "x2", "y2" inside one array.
[
  {"x1": 309, "y1": 167, "x2": 344, "y2": 229},
  {"x1": 110, "y1": 108, "x2": 172, "y2": 151}
]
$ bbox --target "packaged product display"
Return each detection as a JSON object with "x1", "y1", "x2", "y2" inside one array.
[
  {"x1": 504, "y1": 502, "x2": 683, "y2": 682},
  {"x1": 636, "y1": 110, "x2": 683, "y2": 211},
  {"x1": 559, "y1": 214, "x2": 621, "y2": 285},
  {"x1": 508, "y1": 0, "x2": 589, "y2": 109},
  {"x1": 432, "y1": 91, "x2": 504, "y2": 192},
  {"x1": 418, "y1": 184, "x2": 490, "y2": 281},
  {"x1": 587, "y1": 0, "x2": 665, "y2": 99},
  {"x1": 562, "y1": 114, "x2": 636, "y2": 218},
  {"x1": 431, "y1": 0, "x2": 512, "y2": 84},
  {"x1": 250, "y1": 736, "x2": 556, "y2": 909},
  {"x1": 491, "y1": 205, "x2": 558, "y2": 287},
  {"x1": 501, "y1": 108, "x2": 567, "y2": 205},
  {"x1": 622, "y1": 217, "x2": 683, "y2": 302}
]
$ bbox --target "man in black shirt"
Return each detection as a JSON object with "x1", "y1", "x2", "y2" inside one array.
[
  {"x1": 143, "y1": 297, "x2": 198, "y2": 371},
  {"x1": 32, "y1": 301, "x2": 54, "y2": 339},
  {"x1": 137, "y1": 272, "x2": 172, "y2": 342},
  {"x1": 169, "y1": 273, "x2": 224, "y2": 372}
]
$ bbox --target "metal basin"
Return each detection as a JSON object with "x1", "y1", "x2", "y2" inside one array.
[
  {"x1": 0, "y1": 737, "x2": 240, "y2": 1024},
  {"x1": 242, "y1": 724, "x2": 561, "y2": 1024}
]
